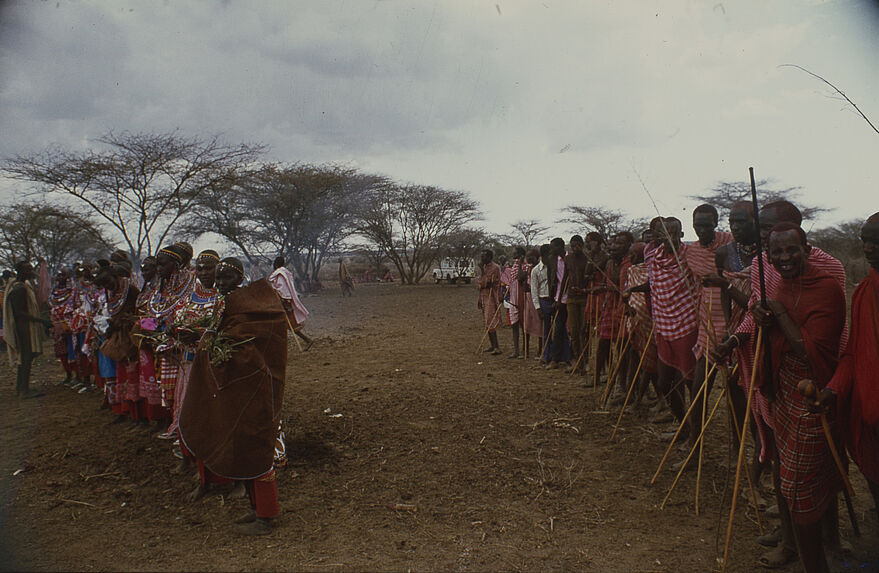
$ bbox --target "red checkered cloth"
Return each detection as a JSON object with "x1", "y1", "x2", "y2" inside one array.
[
  {"x1": 478, "y1": 262, "x2": 503, "y2": 332},
  {"x1": 734, "y1": 247, "x2": 847, "y2": 462},
  {"x1": 644, "y1": 243, "x2": 698, "y2": 341},
  {"x1": 775, "y1": 355, "x2": 846, "y2": 524},
  {"x1": 769, "y1": 263, "x2": 846, "y2": 524},
  {"x1": 685, "y1": 231, "x2": 733, "y2": 361},
  {"x1": 625, "y1": 263, "x2": 657, "y2": 373},
  {"x1": 722, "y1": 266, "x2": 751, "y2": 334},
  {"x1": 599, "y1": 256, "x2": 631, "y2": 340}
]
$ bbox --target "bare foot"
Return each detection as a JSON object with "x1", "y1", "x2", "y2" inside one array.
[
  {"x1": 228, "y1": 481, "x2": 246, "y2": 500},
  {"x1": 187, "y1": 483, "x2": 208, "y2": 502}
]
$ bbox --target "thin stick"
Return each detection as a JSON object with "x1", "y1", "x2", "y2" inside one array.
[
  {"x1": 610, "y1": 325, "x2": 654, "y2": 440},
  {"x1": 695, "y1": 298, "x2": 712, "y2": 516},
  {"x1": 722, "y1": 365, "x2": 764, "y2": 534},
  {"x1": 601, "y1": 331, "x2": 632, "y2": 408},
  {"x1": 61, "y1": 499, "x2": 96, "y2": 507},
  {"x1": 539, "y1": 277, "x2": 566, "y2": 360},
  {"x1": 819, "y1": 412, "x2": 854, "y2": 498},
  {"x1": 721, "y1": 327, "x2": 763, "y2": 573},
  {"x1": 650, "y1": 361, "x2": 717, "y2": 485},
  {"x1": 661, "y1": 387, "x2": 727, "y2": 509},
  {"x1": 476, "y1": 287, "x2": 506, "y2": 354}
]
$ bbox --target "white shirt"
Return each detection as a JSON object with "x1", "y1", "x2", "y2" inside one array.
[{"x1": 530, "y1": 261, "x2": 549, "y2": 310}]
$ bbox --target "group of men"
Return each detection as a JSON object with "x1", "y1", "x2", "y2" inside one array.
[
  {"x1": 3, "y1": 246, "x2": 314, "y2": 536},
  {"x1": 477, "y1": 202, "x2": 879, "y2": 572}
]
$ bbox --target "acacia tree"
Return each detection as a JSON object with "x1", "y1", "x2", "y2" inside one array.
[
  {"x1": 689, "y1": 179, "x2": 829, "y2": 223},
  {"x1": 557, "y1": 205, "x2": 649, "y2": 238},
  {"x1": 357, "y1": 185, "x2": 480, "y2": 284},
  {"x1": 0, "y1": 202, "x2": 110, "y2": 272},
  {"x1": 509, "y1": 219, "x2": 549, "y2": 248},
  {"x1": 809, "y1": 219, "x2": 868, "y2": 286},
  {"x1": 3, "y1": 131, "x2": 263, "y2": 263},
  {"x1": 186, "y1": 163, "x2": 381, "y2": 280},
  {"x1": 437, "y1": 227, "x2": 489, "y2": 277}
]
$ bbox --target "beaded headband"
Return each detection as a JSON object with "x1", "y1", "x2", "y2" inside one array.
[
  {"x1": 215, "y1": 261, "x2": 243, "y2": 276},
  {"x1": 158, "y1": 247, "x2": 184, "y2": 264},
  {"x1": 197, "y1": 252, "x2": 220, "y2": 262}
]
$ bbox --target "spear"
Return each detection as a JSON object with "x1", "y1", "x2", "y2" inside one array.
[{"x1": 750, "y1": 167, "x2": 775, "y2": 402}]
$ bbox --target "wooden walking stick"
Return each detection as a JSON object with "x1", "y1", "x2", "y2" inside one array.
[
  {"x1": 601, "y1": 330, "x2": 632, "y2": 408},
  {"x1": 650, "y1": 362, "x2": 716, "y2": 484},
  {"x1": 694, "y1": 296, "x2": 713, "y2": 516},
  {"x1": 610, "y1": 325, "x2": 654, "y2": 440},
  {"x1": 721, "y1": 364, "x2": 764, "y2": 533},
  {"x1": 475, "y1": 287, "x2": 507, "y2": 354},
  {"x1": 661, "y1": 386, "x2": 727, "y2": 509},
  {"x1": 798, "y1": 380, "x2": 860, "y2": 536},
  {"x1": 539, "y1": 277, "x2": 567, "y2": 360},
  {"x1": 721, "y1": 327, "x2": 763, "y2": 573}
]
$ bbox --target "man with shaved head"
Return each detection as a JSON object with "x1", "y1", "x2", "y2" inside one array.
[{"x1": 717, "y1": 221, "x2": 845, "y2": 573}]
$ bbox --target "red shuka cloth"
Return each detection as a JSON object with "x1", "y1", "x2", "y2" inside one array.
[
  {"x1": 762, "y1": 263, "x2": 846, "y2": 524},
  {"x1": 828, "y1": 268, "x2": 879, "y2": 484}
]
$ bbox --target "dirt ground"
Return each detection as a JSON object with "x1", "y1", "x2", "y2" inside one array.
[{"x1": 1, "y1": 282, "x2": 877, "y2": 572}]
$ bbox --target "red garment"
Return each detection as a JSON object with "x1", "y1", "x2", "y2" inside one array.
[
  {"x1": 685, "y1": 231, "x2": 734, "y2": 361},
  {"x1": 478, "y1": 262, "x2": 502, "y2": 332},
  {"x1": 246, "y1": 469, "x2": 280, "y2": 519},
  {"x1": 599, "y1": 256, "x2": 631, "y2": 340},
  {"x1": 644, "y1": 243, "x2": 698, "y2": 341},
  {"x1": 655, "y1": 330, "x2": 697, "y2": 378},
  {"x1": 765, "y1": 263, "x2": 846, "y2": 524},
  {"x1": 828, "y1": 268, "x2": 879, "y2": 484},
  {"x1": 735, "y1": 247, "x2": 847, "y2": 461},
  {"x1": 625, "y1": 263, "x2": 657, "y2": 373}
]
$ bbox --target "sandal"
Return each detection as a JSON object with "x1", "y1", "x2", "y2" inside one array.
[
  {"x1": 757, "y1": 545, "x2": 797, "y2": 569},
  {"x1": 756, "y1": 526, "x2": 781, "y2": 547}
]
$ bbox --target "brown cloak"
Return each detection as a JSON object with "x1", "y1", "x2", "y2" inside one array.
[{"x1": 178, "y1": 279, "x2": 287, "y2": 480}]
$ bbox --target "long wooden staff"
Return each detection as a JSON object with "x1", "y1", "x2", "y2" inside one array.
[
  {"x1": 798, "y1": 380, "x2": 859, "y2": 536},
  {"x1": 475, "y1": 286, "x2": 507, "y2": 354},
  {"x1": 610, "y1": 324, "x2": 654, "y2": 440},
  {"x1": 695, "y1": 297, "x2": 712, "y2": 515},
  {"x1": 721, "y1": 367, "x2": 764, "y2": 533},
  {"x1": 650, "y1": 363, "x2": 716, "y2": 484},
  {"x1": 749, "y1": 167, "x2": 775, "y2": 402},
  {"x1": 601, "y1": 330, "x2": 632, "y2": 408},
  {"x1": 721, "y1": 326, "x2": 763, "y2": 573},
  {"x1": 661, "y1": 386, "x2": 727, "y2": 509}
]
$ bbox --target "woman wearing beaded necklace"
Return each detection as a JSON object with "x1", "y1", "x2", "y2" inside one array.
[
  {"x1": 146, "y1": 244, "x2": 195, "y2": 437},
  {"x1": 167, "y1": 249, "x2": 221, "y2": 471},
  {"x1": 94, "y1": 261, "x2": 140, "y2": 422}
]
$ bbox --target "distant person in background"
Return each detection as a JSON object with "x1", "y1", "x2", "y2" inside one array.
[
  {"x1": 339, "y1": 258, "x2": 354, "y2": 297},
  {"x1": 269, "y1": 256, "x2": 314, "y2": 351},
  {"x1": 1, "y1": 269, "x2": 16, "y2": 351},
  {"x1": 477, "y1": 249, "x2": 503, "y2": 355},
  {"x1": 4, "y1": 261, "x2": 49, "y2": 398}
]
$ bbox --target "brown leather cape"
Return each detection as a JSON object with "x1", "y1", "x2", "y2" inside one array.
[{"x1": 178, "y1": 279, "x2": 287, "y2": 480}]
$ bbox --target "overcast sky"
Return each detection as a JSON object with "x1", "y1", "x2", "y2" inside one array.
[{"x1": 1, "y1": 0, "x2": 877, "y2": 241}]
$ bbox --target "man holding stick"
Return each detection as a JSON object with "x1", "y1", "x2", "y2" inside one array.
[
  {"x1": 684, "y1": 204, "x2": 733, "y2": 445},
  {"x1": 477, "y1": 249, "x2": 503, "y2": 355},
  {"x1": 716, "y1": 222, "x2": 845, "y2": 573}
]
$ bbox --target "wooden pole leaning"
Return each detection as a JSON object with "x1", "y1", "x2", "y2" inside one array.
[
  {"x1": 476, "y1": 289, "x2": 507, "y2": 354},
  {"x1": 650, "y1": 361, "x2": 716, "y2": 485},
  {"x1": 610, "y1": 324, "x2": 654, "y2": 440},
  {"x1": 661, "y1": 386, "x2": 727, "y2": 509},
  {"x1": 721, "y1": 327, "x2": 763, "y2": 573},
  {"x1": 601, "y1": 330, "x2": 632, "y2": 408}
]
